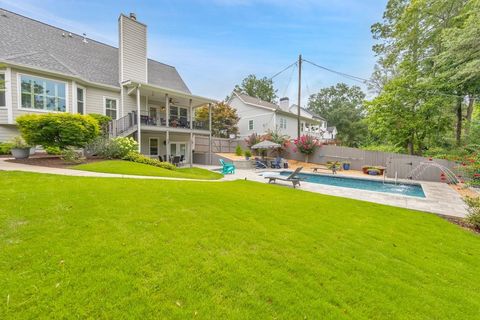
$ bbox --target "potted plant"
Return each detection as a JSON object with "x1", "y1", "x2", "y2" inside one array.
[
  {"x1": 244, "y1": 149, "x2": 252, "y2": 160},
  {"x1": 367, "y1": 168, "x2": 381, "y2": 175},
  {"x1": 342, "y1": 161, "x2": 351, "y2": 170},
  {"x1": 10, "y1": 137, "x2": 31, "y2": 159},
  {"x1": 293, "y1": 134, "x2": 320, "y2": 163}
]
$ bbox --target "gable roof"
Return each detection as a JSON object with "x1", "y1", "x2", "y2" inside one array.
[
  {"x1": 233, "y1": 92, "x2": 279, "y2": 110},
  {"x1": 0, "y1": 8, "x2": 190, "y2": 93}
]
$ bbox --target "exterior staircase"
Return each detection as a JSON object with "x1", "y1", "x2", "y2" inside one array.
[{"x1": 108, "y1": 111, "x2": 138, "y2": 138}]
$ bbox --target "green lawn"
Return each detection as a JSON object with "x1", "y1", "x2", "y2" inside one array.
[
  {"x1": 1, "y1": 172, "x2": 479, "y2": 319},
  {"x1": 73, "y1": 160, "x2": 223, "y2": 180}
]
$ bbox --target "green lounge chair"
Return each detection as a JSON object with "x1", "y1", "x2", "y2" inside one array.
[{"x1": 219, "y1": 159, "x2": 236, "y2": 174}]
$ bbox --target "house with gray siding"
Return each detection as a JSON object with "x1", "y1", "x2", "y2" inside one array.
[
  {"x1": 0, "y1": 9, "x2": 215, "y2": 165},
  {"x1": 228, "y1": 91, "x2": 335, "y2": 141}
]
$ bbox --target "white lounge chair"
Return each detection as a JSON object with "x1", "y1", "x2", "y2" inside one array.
[{"x1": 263, "y1": 167, "x2": 303, "y2": 188}]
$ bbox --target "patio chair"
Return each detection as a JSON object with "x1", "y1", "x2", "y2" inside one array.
[
  {"x1": 255, "y1": 158, "x2": 268, "y2": 169},
  {"x1": 179, "y1": 155, "x2": 185, "y2": 166},
  {"x1": 172, "y1": 156, "x2": 181, "y2": 167},
  {"x1": 158, "y1": 155, "x2": 163, "y2": 162},
  {"x1": 219, "y1": 159, "x2": 235, "y2": 174},
  {"x1": 263, "y1": 167, "x2": 303, "y2": 188},
  {"x1": 270, "y1": 157, "x2": 282, "y2": 169}
]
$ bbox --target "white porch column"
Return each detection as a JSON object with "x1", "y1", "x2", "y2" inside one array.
[
  {"x1": 189, "y1": 99, "x2": 193, "y2": 130},
  {"x1": 166, "y1": 131, "x2": 170, "y2": 162},
  {"x1": 136, "y1": 85, "x2": 141, "y2": 153},
  {"x1": 165, "y1": 94, "x2": 169, "y2": 127},
  {"x1": 190, "y1": 132, "x2": 193, "y2": 168},
  {"x1": 208, "y1": 103, "x2": 212, "y2": 165}
]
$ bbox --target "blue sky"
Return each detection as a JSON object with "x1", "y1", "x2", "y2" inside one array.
[{"x1": 0, "y1": 0, "x2": 387, "y2": 102}]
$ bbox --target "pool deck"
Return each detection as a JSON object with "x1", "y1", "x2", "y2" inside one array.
[{"x1": 216, "y1": 167, "x2": 469, "y2": 218}]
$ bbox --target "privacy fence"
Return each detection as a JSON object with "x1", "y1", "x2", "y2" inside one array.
[{"x1": 194, "y1": 137, "x2": 460, "y2": 183}]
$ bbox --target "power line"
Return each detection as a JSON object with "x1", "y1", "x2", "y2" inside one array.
[
  {"x1": 269, "y1": 61, "x2": 297, "y2": 80},
  {"x1": 282, "y1": 63, "x2": 297, "y2": 97}
]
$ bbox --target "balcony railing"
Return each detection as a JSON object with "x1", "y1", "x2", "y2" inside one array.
[{"x1": 138, "y1": 114, "x2": 209, "y2": 131}]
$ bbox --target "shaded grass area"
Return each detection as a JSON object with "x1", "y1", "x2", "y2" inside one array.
[
  {"x1": 0, "y1": 171, "x2": 479, "y2": 319},
  {"x1": 73, "y1": 160, "x2": 223, "y2": 180}
]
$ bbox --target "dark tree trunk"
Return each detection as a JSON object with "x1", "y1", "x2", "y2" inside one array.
[
  {"x1": 455, "y1": 96, "x2": 463, "y2": 146},
  {"x1": 407, "y1": 134, "x2": 415, "y2": 155},
  {"x1": 465, "y1": 95, "x2": 475, "y2": 137}
]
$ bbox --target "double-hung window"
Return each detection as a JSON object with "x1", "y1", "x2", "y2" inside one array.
[
  {"x1": 149, "y1": 138, "x2": 159, "y2": 156},
  {"x1": 104, "y1": 98, "x2": 117, "y2": 119},
  {"x1": 20, "y1": 75, "x2": 66, "y2": 111},
  {"x1": 0, "y1": 73, "x2": 5, "y2": 107},
  {"x1": 248, "y1": 119, "x2": 254, "y2": 131},
  {"x1": 77, "y1": 87, "x2": 85, "y2": 114},
  {"x1": 279, "y1": 117, "x2": 287, "y2": 130}
]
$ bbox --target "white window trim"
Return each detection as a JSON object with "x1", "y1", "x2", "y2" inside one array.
[
  {"x1": 149, "y1": 137, "x2": 159, "y2": 156},
  {"x1": 0, "y1": 70, "x2": 6, "y2": 109},
  {"x1": 76, "y1": 85, "x2": 87, "y2": 115},
  {"x1": 248, "y1": 119, "x2": 254, "y2": 131},
  {"x1": 103, "y1": 96, "x2": 119, "y2": 120},
  {"x1": 17, "y1": 72, "x2": 69, "y2": 113}
]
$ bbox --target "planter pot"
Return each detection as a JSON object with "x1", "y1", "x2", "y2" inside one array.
[
  {"x1": 11, "y1": 147, "x2": 31, "y2": 159},
  {"x1": 342, "y1": 163, "x2": 351, "y2": 170},
  {"x1": 245, "y1": 156, "x2": 250, "y2": 160}
]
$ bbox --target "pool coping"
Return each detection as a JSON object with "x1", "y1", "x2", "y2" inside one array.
[{"x1": 222, "y1": 168, "x2": 468, "y2": 218}]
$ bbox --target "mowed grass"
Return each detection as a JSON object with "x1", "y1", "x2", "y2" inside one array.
[
  {"x1": 73, "y1": 160, "x2": 223, "y2": 180},
  {"x1": 1, "y1": 172, "x2": 479, "y2": 319}
]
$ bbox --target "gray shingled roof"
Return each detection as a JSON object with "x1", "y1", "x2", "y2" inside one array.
[
  {"x1": 236, "y1": 92, "x2": 279, "y2": 110},
  {"x1": 0, "y1": 8, "x2": 190, "y2": 93}
]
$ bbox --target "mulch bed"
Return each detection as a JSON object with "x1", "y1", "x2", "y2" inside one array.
[
  {"x1": 6, "y1": 154, "x2": 104, "y2": 168},
  {"x1": 442, "y1": 216, "x2": 479, "y2": 235}
]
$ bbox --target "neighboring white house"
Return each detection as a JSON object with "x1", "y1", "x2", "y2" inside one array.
[
  {"x1": 228, "y1": 91, "x2": 336, "y2": 141},
  {"x1": 0, "y1": 9, "x2": 216, "y2": 165}
]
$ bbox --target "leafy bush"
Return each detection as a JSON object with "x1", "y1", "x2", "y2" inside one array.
[
  {"x1": 16, "y1": 113, "x2": 99, "y2": 149},
  {"x1": 88, "y1": 114, "x2": 111, "y2": 134},
  {"x1": 245, "y1": 133, "x2": 261, "y2": 148},
  {"x1": 235, "y1": 145, "x2": 243, "y2": 156},
  {"x1": 244, "y1": 150, "x2": 252, "y2": 158},
  {"x1": 86, "y1": 137, "x2": 138, "y2": 159},
  {"x1": 464, "y1": 197, "x2": 480, "y2": 230},
  {"x1": 10, "y1": 136, "x2": 30, "y2": 149},
  {"x1": 0, "y1": 142, "x2": 13, "y2": 154},
  {"x1": 293, "y1": 135, "x2": 320, "y2": 155},
  {"x1": 61, "y1": 147, "x2": 84, "y2": 164},
  {"x1": 45, "y1": 146, "x2": 62, "y2": 155},
  {"x1": 122, "y1": 151, "x2": 176, "y2": 170}
]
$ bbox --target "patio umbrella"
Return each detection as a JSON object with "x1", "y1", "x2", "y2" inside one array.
[{"x1": 250, "y1": 140, "x2": 281, "y2": 149}]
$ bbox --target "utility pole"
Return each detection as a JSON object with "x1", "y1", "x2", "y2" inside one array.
[{"x1": 297, "y1": 54, "x2": 302, "y2": 140}]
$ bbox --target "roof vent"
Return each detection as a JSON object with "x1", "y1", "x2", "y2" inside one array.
[
  {"x1": 82, "y1": 33, "x2": 88, "y2": 43},
  {"x1": 62, "y1": 32, "x2": 66, "y2": 37},
  {"x1": 129, "y1": 13, "x2": 137, "y2": 20},
  {"x1": 68, "y1": 32, "x2": 73, "y2": 38}
]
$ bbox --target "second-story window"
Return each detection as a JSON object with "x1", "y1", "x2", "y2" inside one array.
[
  {"x1": 105, "y1": 98, "x2": 117, "y2": 119},
  {"x1": 77, "y1": 87, "x2": 85, "y2": 114},
  {"x1": 0, "y1": 73, "x2": 5, "y2": 107},
  {"x1": 21, "y1": 75, "x2": 66, "y2": 112},
  {"x1": 248, "y1": 119, "x2": 254, "y2": 131}
]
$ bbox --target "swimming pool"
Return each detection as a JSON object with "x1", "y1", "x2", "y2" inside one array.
[{"x1": 280, "y1": 172, "x2": 426, "y2": 198}]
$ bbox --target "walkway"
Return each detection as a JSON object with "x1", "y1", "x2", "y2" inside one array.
[{"x1": 0, "y1": 158, "x2": 468, "y2": 218}]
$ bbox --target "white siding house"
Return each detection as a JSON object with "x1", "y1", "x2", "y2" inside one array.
[
  {"x1": 0, "y1": 9, "x2": 216, "y2": 165},
  {"x1": 228, "y1": 92, "x2": 336, "y2": 141}
]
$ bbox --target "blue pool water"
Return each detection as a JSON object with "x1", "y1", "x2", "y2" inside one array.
[{"x1": 280, "y1": 172, "x2": 426, "y2": 198}]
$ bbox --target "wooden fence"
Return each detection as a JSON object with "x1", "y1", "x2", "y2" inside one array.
[{"x1": 194, "y1": 137, "x2": 460, "y2": 182}]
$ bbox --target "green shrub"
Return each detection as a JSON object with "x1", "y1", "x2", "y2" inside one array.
[
  {"x1": 244, "y1": 150, "x2": 252, "y2": 158},
  {"x1": 464, "y1": 197, "x2": 480, "y2": 230},
  {"x1": 88, "y1": 114, "x2": 111, "y2": 134},
  {"x1": 45, "y1": 146, "x2": 62, "y2": 155},
  {"x1": 0, "y1": 142, "x2": 13, "y2": 155},
  {"x1": 16, "y1": 113, "x2": 99, "y2": 149},
  {"x1": 10, "y1": 136, "x2": 30, "y2": 149},
  {"x1": 86, "y1": 136, "x2": 138, "y2": 159},
  {"x1": 235, "y1": 145, "x2": 243, "y2": 156},
  {"x1": 122, "y1": 151, "x2": 176, "y2": 170},
  {"x1": 61, "y1": 147, "x2": 84, "y2": 164}
]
